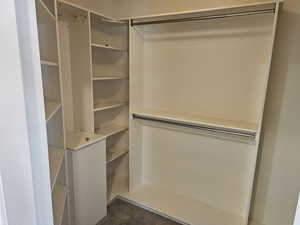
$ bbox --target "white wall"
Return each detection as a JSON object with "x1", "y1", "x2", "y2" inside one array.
[
  {"x1": 14, "y1": 0, "x2": 54, "y2": 225},
  {"x1": 0, "y1": 0, "x2": 53, "y2": 225},
  {"x1": 0, "y1": 1, "x2": 38, "y2": 224},
  {"x1": 251, "y1": 1, "x2": 300, "y2": 225}
]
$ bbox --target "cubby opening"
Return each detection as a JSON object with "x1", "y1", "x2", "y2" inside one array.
[
  {"x1": 90, "y1": 13, "x2": 128, "y2": 51},
  {"x1": 93, "y1": 79, "x2": 129, "y2": 111},
  {"x1": 36, "y1": 0, "x2": 58, "y2": 63},
  {"x1": 92, "y1": 46, "x2": 128, "y2": 79},
  {"x1": 94, "y1": 106, "x2": 129, "y2": 137},
  {"x1": 106, "y1": 131, "x2": 129, "y2": 202}
]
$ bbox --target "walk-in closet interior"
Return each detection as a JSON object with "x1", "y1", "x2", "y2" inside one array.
[{"x1": 35, "y1": 0, "x2": 282, "y2": 225}]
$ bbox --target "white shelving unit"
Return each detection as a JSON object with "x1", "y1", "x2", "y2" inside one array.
[
  {"x1": 35, "y1": 0, "x2": 69, "y2": 225},
  {"x1": 35, "y1": 1, "x2": 282, "y2": 225},
  {"x1": 124, "y1": 1, "x2": 281, "y2": 225}
]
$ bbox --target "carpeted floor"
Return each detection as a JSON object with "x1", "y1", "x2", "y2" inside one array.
[{"x1": 98, "y1": 199, "x2": 182, "y2": 225}]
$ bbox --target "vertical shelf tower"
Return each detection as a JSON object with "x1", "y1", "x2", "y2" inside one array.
[
  {"x1": 55, "y1": 2, "x2": 129, "y2": 224},
  {"x1": 35, "y1": 0, "x2": 69, "y2": 225}
]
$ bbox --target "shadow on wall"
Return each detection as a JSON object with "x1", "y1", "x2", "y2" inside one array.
[{"x1": 251, "y1": 3, "x2": 300, "y2": 225}]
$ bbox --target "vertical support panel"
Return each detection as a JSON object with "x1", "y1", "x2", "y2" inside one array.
[{"x1": 70, "y1": 140, "x2": 107, "y2": 225}]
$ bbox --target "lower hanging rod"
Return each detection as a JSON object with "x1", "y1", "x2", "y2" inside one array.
[
  {"x1": 131, "y1": 8, "x2": 275, "y2": 26},
  {"x1": 132, "y1": 113, "x2": 257, "y2": 139}
]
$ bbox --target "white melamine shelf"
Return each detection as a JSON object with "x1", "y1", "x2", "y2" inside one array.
[
  {"x1": 94, "y1": 101, "x2": 128, "y2": 112},
  {"x1": 41, "y1": 60, "x2": 59, "y2": 67},
  {"x1": 95, "y1": 124, "x2": 128, "y2": 138},
  {"x1": 45, "y1": 101, "x2": 61, "y2": 122},
  {"x1": 107, "y1": 147, "x2": 128, "y2": 164},
  {"x1": 36, "y1": 0, "x2": 56, "y2": 22},
  {"x1": 92, "y1": 76, "x2": 128, "y2": 81},
  {"x1": 133, "y1": 110, "x2": 258, "y2": 138},
  {"x1": 120, "y1": 185, "x2": 246, "y2": 225},
  {"x1": 91, "y1": 43, "x2": 127, "y2": 52},
  {"x1": 49, "y1": 147, "x2": 65, "y2": 190},
  {"x1": 66, "y1": 131, "x2": 105, "y2": 151},
  {"x1": 121, "y1": 1, "x2": 277, "y2": 21},
  {"x1": 57, "y1": 0, "x2": 89, "y2": 13},
  {"x1": 52, "y1": 185, "x2": 67, "y2": 225},
  {"x1": 90, "y1": 11, "x2": 127, "y2": 26}
]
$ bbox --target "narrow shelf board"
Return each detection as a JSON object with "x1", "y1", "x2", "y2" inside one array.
[
  {"x1": 49, "y1": 147, "x2": 65, "y2": 190},
  {"x1": 57, "y1": 0, "x2": 89, "y2": 13},
  {"x1": 121, "y1": 1, "x2": 277, "y2": 21},
  {"x1": 66, "y1": 131, "x2": 105, "y2": 151},
  {"x1": 132, "y1": 110, "x2": 258, "y2": 137},
  {"x1": 90, "y1": 11, "x2": 127, "y2": 26},
  {"x1": 92, "y1": 76, "x2": 128, "y2": 81},
  {"x1": 91, "y1": 43, "x2": 127, "y2": 52},
  {"x1": 36, "y1": 0, "x2": 56, "y2": 23},
  {"x1": 106, "y1": 147, "x2": 129, "y2": 164},
  {"x1": 94, "y1": 101, "x2": 128, "y2": 112},
  {"x1": 120, "y1": 185, "x2": 246, "y2": 225},
  {"x1": 52, "y1": 185, "x2": 67, "y2": 225},
  {"x1": 41, "y1": 60, "x2": 59, "y2": 67},
  {"x1": 45, "y1": 101, "x2": 61, "y2": 122},
  {"x1": 57, "y1": 0, "x2": 116, "y2": 23},
  {"x1": 95, "y1": 124, "x2": 128, "y2": 138}
]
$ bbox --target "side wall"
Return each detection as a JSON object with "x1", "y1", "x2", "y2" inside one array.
[{"x1": 0, "y1": 0, "x2": 54, "y2": 224}]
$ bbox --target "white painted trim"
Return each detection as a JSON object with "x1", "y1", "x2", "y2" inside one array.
[
  {"x1": 294, "y1": 194, "x2": 300, "y2": 225},
  {"x1": 0, "y1": 173, "x2": 8, "y2": 225}
]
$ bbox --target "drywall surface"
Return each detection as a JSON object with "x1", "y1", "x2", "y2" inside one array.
[
  {"x1": 0, "y1": 1, "x2": 37, "y2": 225},
  {"x1": 251, "y1": 1, "x2": 300, "y2": 225}
]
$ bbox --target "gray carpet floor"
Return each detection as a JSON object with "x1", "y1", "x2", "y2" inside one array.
[{"x1": 98, "y1": 199, "x2": 182, "y2": 225}]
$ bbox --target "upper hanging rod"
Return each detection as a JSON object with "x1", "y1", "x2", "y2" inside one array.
[
  {"x1": 131, "y1": 8, "x2": 275, "y2": 26},
  {"x1": 132, "y1": 113, "x2": 257, "y2": 139}
]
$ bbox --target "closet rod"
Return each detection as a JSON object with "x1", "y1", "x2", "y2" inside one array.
[
  {"x1": 132, "y1": 113, "x2": 257, "y2": 139},
  {"x1": 131, "y1": 8, "x2": 275, "y2": 26}
]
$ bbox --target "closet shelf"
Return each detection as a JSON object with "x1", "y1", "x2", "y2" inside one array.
[
  {"x1": 95, "y1": 124, "x2": 128, "y2": 138},
  {"x1": 49, "y1": 147, "x2": 65, "y2": 190},
  {"x1": 127, "y1": 1, "x2": 277, "y2": 24},
  {"x1": 90, "y1": 11, "x2": 127, "y2": 26},
  {"x1": 91, "y1": 43, "x2": 127, "y2": 52},
  {"x1": 94, "y1": 101, "x2": 128, "y2": 112},
  {"x1": 107, "y1": 147, "x2": 129, "y2": 164},
  {"x1": 41, "y1": 60, "x2": 59, "y2": 67},
  {"x1": 66, "y1": 131, "x2": 105, "y2": 151},
  {"x1": 58, "y1": 0, "x2": 89, "y2": 14},
  {"x1": 45, "y1": 101, "x2": 61, "y2": 122},
  {"x1": 132, "y1": 111, "x2": 258, "y2": 139},
  {"x1": 92, "y1": 76, "x2": 128, "y2": 81},
  {"x1": 36, "y1": 0, "x2": 56, "y2": 23},
  {"x1": 120, "y1": 185, "x2": 246, "y2": 225},
  {"x1": 52, "y1": 185, "x2": 67, "y2": 225}
]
